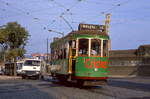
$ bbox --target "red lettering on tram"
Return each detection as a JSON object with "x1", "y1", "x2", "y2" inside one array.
[
  {"x1": 84, "y1": 59, "x2": 107, "y2": 69},
  {"x1": 84, "y1": 59, "x2": 92, "y2": 68},
  {"x1": 95, "y1": 61, "x2": 101, "y2": 68},
  {"x1": 100, "y1": 61, "x2": 107, "y2": 69}
]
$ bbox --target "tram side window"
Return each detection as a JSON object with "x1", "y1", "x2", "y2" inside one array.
[
  {"x1": 54, "y1": 50, "x2": 58, "y2": 60},
  {"x1": 91, "y1": 39, "x2": 101, "y2": 56},
  {"x1": 69, "y1": 40, "x2": 76, "y2": 49},
  {"x1": 103, "y1": 40, "x2": 108, "y2": 57},
  {"x1": 69, "y1": 40, "x2": 76, "y2": 56},
  {"x1": 58, "y1": 49, "x2": 63, "y2": 59},
  {"x1": 56, "y1": 48, "x2": 67, "y2": 59},
  {"x1": 51, "y1": 49, "x2": 53, "y2": 60},
  {"x1": 78, "y1": 39, "x2": 88, "y2": 55},
  {"x1": 63, "y1": 48, "x2": 67, "y2": 59}
]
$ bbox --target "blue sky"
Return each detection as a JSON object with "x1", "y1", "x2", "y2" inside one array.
[{"x1": 0, "y1": 0, "x2": 150, "y2": 54}]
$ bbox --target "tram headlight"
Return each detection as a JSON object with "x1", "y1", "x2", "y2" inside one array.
[
  {"x1": 94, "y1": 68, "x2": 98, "y2": 72},
  {"x1": 36, "y1": 71, "x2": 40, "y2": 74}
]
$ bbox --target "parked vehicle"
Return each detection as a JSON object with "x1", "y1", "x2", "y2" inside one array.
[
  {"x1": 16, "y1": 60, "x2": 24, "y2": 76},
  {"x1": 20, "y1": 58, "x2": 42, "y2": 79},
  {"x1": 4, "y1": 62, "x2": 14, "y2": 75}
]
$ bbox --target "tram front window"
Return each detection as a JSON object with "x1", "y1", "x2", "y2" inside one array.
[
  {"x1": 78, "y1": 39, "x2": 88, "y2": 55},
  {"x1": 91, "y1": 39, "x2": 101, "y2": 56},
  {"x1": 103, "y1": 40, "x2": 108, "y2": 56}
]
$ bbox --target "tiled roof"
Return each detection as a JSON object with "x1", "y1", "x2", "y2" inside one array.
[
  {"x1": 67, "y1": 30, "x2": 108, "y2": 37},
  {"x1": 31, "y1": 53, "x2": 51, "y2": 57},
  {"x1": 31, "y1": 53, "x2": 41, "y2": 56}
]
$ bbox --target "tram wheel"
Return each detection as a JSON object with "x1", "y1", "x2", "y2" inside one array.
[{"x1": 77, "y1": 80, "x2": 84, "y2": 87}]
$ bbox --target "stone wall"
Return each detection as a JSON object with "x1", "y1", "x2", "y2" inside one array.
[
  {"x1": 109, "y1": 56, "x2": 150, "y2": 77},
  {"x1": 109, "y1": 45, "x2": 150, "y2": 77},
  {"x1": 108, "y1": 65, "x2": 150, "y2": 77}
]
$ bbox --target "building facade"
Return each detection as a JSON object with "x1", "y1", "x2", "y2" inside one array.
[{"x1": 109, "y1": 44, "x2": 150, "y2": 77}]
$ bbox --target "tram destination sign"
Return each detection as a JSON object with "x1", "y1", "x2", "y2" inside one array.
[{"x1": 78, "y1": 24, "x2": 105, "y2": 31}]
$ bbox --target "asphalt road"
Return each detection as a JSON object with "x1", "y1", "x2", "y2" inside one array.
[{"x1": 0, "y1": 77, "x2": 150, "y2": 99}]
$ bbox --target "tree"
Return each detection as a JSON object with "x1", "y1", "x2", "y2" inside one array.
[
  {"x1": 4, "y1": 22, "x2": 29, "y2": 49},
  {"x1": 0, "y1": 22, "x2": 30, "y2": 76},
  {"x1": 0, "y1": 28, "x2": 8, "y2": 49},
  {"x1": 0, "y1": 26, "x2": 8, "y2": 63}
]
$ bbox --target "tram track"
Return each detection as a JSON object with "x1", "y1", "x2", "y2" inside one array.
[
  {"x1": 78, "y1": 85, "x2": 118, "y2": 99},
  {"x1": 0, "y1": 78, "x2": 150, "y2": 99},
  {"x1": 46, "y1": 78, "x2": 119, "y2": 99}
]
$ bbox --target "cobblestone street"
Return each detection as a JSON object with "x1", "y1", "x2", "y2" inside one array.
[{"x1": 0, "y1": 77, "x2": 150, "y2": 99}]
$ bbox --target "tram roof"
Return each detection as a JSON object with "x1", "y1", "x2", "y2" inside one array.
[
  {"x1": 50, "y1": 30, "x2": 109, "y2": 48},
  {"x1": 67, "y1": 30, "x2": 109, "y2": 37}
]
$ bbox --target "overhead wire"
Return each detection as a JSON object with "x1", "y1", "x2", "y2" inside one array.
[
  {"x1": 0, "y1": 0, "x2": 53, "y2": 21},
  {"x1": 44, "y1": 0, "x2": 69, "y2": 31},
  {"x1": 0, "y1": 0, "x2": 57, "y2": 18},
  {"x1": 0, "y1": 1, "x2": 39, "y2": 20},
  {"x1": 48, "y1": 0, "x2": 66, "y2": 10},
  {"x1": 0, "y1": 0, "x2": 134, "y2": 32},
  {"x1": 0, "y1": 0, "x2": 59, "y2": 31},
  {"x1": 103, "y1": 0, "x2": 131, "y2": 14},
  {"x1": 63, "y1": 0, "x2": 85, "y2": 28},
  {"x1": 46, "y1": 0, "x2": 84, "y2": 32},
  {"x1": 58, "y1": 0, "x2": 84, "y2": 31},
  {"x1": 0, "y1": 0, "x2": 52, "y2": 54},
  {"x1": 83, "y1": 0, "x2": 115, "y2": 6},
  {"x1": 0, "y1": 0, "x2": 82, "y2": 32},
  {"x1": 82, "y1": 0, "x2": 133, "y2": 24}
]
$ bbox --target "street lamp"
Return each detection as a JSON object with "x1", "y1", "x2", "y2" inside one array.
[{"x1": 48, "y1": 29, "x2": 64, "y2": 37}]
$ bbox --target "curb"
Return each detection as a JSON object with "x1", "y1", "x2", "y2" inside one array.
[
  {"x1": 108, "y1": 75, "x2": 137, "y2": 78},
  {"x1": 0, "y1": 75, "x2": 22, "y2": 80}
]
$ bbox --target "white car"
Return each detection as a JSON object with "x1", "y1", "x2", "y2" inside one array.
[{"x1": 20, "y1": 58, "x2": 42, "y2": 79}]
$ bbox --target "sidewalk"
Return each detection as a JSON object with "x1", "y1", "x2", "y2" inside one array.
[{"x1": 0, "y1": 75, "x2": 22, "y2": 80}]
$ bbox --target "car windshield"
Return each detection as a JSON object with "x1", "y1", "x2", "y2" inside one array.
[{"x1": 24, "y1": 60, "x2": 40, "y2": 66}]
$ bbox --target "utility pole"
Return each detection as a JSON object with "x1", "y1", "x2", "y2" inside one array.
[{"x1": 47, "y1": 38, "x2": 49, "y2": 63}]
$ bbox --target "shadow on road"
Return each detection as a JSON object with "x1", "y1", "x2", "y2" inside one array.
[
  {"x1": 39, "y1": 78, "x2": 103, "y2": 89},
  {"x1": 108, "y1": 79, "x2": 150, "y2": 92},
  {"x1": 38, "y1": 79, "x2": 118, "y2": 98},
  {"x1": 0, "y1": 80, "x2": 52, "y2": 99},
  {"x1": 127, "y1": 97, "x2": 150, "y2": 99}
]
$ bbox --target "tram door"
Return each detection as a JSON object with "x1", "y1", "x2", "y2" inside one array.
[{"x1": 68, "y1": 40, "x2": 76, "y2": 74}]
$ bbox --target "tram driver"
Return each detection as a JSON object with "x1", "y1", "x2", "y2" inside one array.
[{"x1": 91, "y1": 49, "x2": 97, "y2": 55}]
